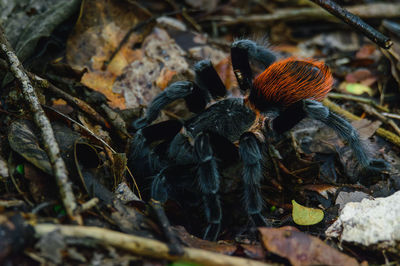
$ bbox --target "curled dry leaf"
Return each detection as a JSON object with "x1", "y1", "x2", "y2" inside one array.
[{"x1": 259, "y1": 227, "x2": 359, "y2": 266}]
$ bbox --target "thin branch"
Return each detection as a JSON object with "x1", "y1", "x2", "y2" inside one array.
[
  {"x1": 29, "y1": 73, "x2": 110, "y2": 128},
  {"x1": 323, "y1": 99, "x2": 400, "y2": 147},
  {"x1": 0, "y1": 24, "x2": 82, "y2": 224},
  {"x1": 382, "y1": 112, "x2": 400, "y2": 121},
  {"x1": 149, "y1": 199, "x2": 184, "y2": 256},
  {"x1": 310, "y1": 0, "x2": 392, "y2": 49},
  {"x1": 360, "y1": 103, "x2": 400, "y2": 136},
  {"x1": 34, "y1": 224, "x2": 272, "y2": 266},
  {"x1": 327, "y1": 92, "x2": 389, "y2": 112},
  {"x1": 212, "y1": 3, "x2": 399, "y2": 49}
]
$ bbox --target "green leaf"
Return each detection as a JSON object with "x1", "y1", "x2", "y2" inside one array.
[
  {"x1": 344, "y1": 83, "x2": 373, "y2": 96},
  {"x1": 54, "y1": 205, "x2": 66, "y2": 216},
  {"x1": 16, "y1": 164, "x2": 24, "y2": 175},
  {"x1": 292, "y1": 200, "x2": 324, "y2": 226}
]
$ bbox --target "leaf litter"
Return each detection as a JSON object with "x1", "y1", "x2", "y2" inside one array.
[{"x1": 0, "y1": 0, "x2": 400, "y2": 265}]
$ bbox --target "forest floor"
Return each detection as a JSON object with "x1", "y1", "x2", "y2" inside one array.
[{"x1": 1, "y1": 0, "x2": 400, "y2": 265}]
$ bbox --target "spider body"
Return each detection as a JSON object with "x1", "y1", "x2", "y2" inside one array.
[{"x1": 129, "y1": 40, "x2": 388, "y2": 240}]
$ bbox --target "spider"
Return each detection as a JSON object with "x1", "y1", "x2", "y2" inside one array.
[{"x1": 128, "y1": 39, "x2": 388, "y2": 241}]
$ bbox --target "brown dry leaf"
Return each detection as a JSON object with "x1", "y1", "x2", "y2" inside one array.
[
  {"x1": 355, "y1": 44, "x2": 377, "y2": 59},
  {"x1": 214, "y1": 56, "x2": 237, "y2": 90},
  {"x1": 302, "y1": 184, "x2": 338, "y2": 199},
  {"x1": 66, "y1": 0, "x2": 150, "y2": 109},
  {"x1": 351, "y1": 119, "x2": 382, "y2": 140},
  {"x1": 259, "y1": 227, "x2": 360, "y2": 266},
  {"x1": 345, "y1": 69, "x2": 377, "y2": 87},
  {"x1": 173, "y1": 226, "x2": 237, "y2": 255},
  {"x1": 113, "y1": 28, "x2": 190, "y2": 108}
]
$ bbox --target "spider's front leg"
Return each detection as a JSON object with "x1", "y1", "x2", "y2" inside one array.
[
  {"x1": 193, "y1": 132, "x2": 222, "y2": 241},
  {"x1": 133, "y1": 60, "x2": 227, "y2": 130},
  {"x1": 303, "y1": 99, "x2": 390, "y2": 183},
  {"x1": 239, "y1": 132, "x2": 268, "y2": 227},
  {"x1": 231, "y1": 39, "x2": 277, "y2": 92}
]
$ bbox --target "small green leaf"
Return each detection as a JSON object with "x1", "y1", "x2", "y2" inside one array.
[
  {"x1": 292, "y1": 200, "x2": 324, "y2": 226},
  {"x1": 343, "y1": 83, "x2": 373, "y2": 96},
  {"x1": 169, "y1": 262, "x2": 200, "y2": 266},
  {"x1": 16, "y1": 164, "x2": 24, "y2": 175},
  {"x1": 54, "y1": 205, "x2": 66, "y2": 216}
]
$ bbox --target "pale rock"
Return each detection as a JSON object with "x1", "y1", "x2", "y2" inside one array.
[{"x1": 326, "y1": 190, "x2": 400, "y2": 247}]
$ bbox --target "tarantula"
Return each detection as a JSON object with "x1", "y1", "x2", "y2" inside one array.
[{"x1": 129, "y1": 39, "x2": 388, "y2": 240}]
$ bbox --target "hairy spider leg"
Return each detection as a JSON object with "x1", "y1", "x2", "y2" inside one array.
[
  {"x1": 303, "y1": 99, "x2": 389, "y2": 183},
  {"x1": 272, "y1": 99, "x2": 389, "y2": 184},
  {"x1": 185, "y1": 60, "x2": 228, "y2": 113},
  {"x1": 193, "y1": 132, "x2": 222, "y2": 241},
  {"x1": 133, "y1": 81, "x2": 195, "y2": 129},
  {"x1": 129, "y1": 120, "x2": 183, "y2": 178},
  {"x1": 231, "y1": 39, "x2": 276, "y2": 92},
  {"x1": 194, "y1": 60, "x2": 226, "y2": 99},
  {"x1": 133, "y1": 60, "x2": 228, "y2": 130},
  {"x1": 238, "y1": 132, "x2": 268, "y2": 226},
  {"x1": 272, "y1": 101, "x2": 306, "y2": 135}
]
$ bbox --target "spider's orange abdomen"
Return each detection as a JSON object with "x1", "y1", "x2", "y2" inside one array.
[{"x1": 251, "y1": 58, "x2": 333, "y2": 108}]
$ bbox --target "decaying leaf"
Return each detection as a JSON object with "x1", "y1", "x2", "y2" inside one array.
[
  {"x1": 8, "y1": 120, "x2": 52, "y2": 175},
  {"x1": 66, "y1": 0, "x2": 151, "y2": 108},
  {"x1": 292, "y1": 200, "x2": 324, "y2": 226},
  {"x1": 113, "y1": 27, "x2": 190, "y2": 108},
  {"x1": 259, "y1": 227, "x2": 359, "y2": 266},
  {"x1": 351, "y1": 119, "x2": 382, "y2": 140}
]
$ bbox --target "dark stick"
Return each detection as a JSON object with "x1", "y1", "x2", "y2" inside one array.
[
  {"x1": 149, "y1": 199, "x2": 184, "y2": 256},
  {"x1": 310, "y1": 0, "x2": 392, "y2": 49}
]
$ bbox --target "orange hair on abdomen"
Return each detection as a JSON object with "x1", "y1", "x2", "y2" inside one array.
[{"x1": 251, "y1": 58, "x2": 333, "y2": 108}]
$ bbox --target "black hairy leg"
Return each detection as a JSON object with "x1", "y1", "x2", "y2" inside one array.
[
  {"x1": 239, "y1": 132, "x2": 268, "y2": 226},
  {"x1": 193, "y1": 132, "x2": 222, "y2": 240},
  {"x1": 129, "y1": 120, "x2": 183, "y2": 181},
  {"x1": 133, "y1": 81, "x2": 194, "y2": 129},
  {"x1": 302, "y1": 99, "x2": 389, "y2": 183},
  {"x1": 231, "y1": 39, "x2": 277, "y2": 92},
  {"x1": 134, "y1": 59, "x2": 227, "y2": 130}
]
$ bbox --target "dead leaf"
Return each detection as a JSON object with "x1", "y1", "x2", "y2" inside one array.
[
  {"x1": 345, "y1": 68, "x2": 377, "y2": 86},
  {"x1": 351, "y1": 119, "x2": 382, "y2": 140},
  {"x1": 335, "y1": 191, "x2": 371, "y2": 212},
  {"x1": 355, "y1": 44, "x2": 377, "y2": 59},
  {"x1": 66, "y1": 0, "x2": 150, "y2": 108},
  {"x1": 302, "y1": 184, "x2": 338, "y2": 199},
  {"x1": 113, "y1": 27, "x2": 190, "y2": 108},
  {"x1": 214, "y1": 57, "x2": 237, "y2": 90},
  {"x1": 173, "y1": 226, "x2": 237, "y2": 255},
  {"x1": 259, "y1": 227, "x2": 359, "y2": 266}
]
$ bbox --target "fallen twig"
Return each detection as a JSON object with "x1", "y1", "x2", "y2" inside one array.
[
  {"x1": 382, "y1": 112, "x2": 400, "y2": 121},
  {"x1": 360, "y1": 103, "x2": 400, "y2": 136},
  {"x1": 29, "y1": 73, "x2": 110, "y2": 128},
  {"x1": 327, "y1": 92, "x2": 389, "y2": 112},
  {"x1": 213, "y1": 3, "x2": 400, "y2": 38},
  {"x1": 310, "y1": 0, "x2": 392, "y2": 49},
  {"x1": 323, "y1": 98, "x2": 400, "y2": 147},
  {"x1": 34, "y1": 224, "x2": 272, "y2": 266},
  {"x1": 0, "y1": 24, "x2": 82, "y2": 224},
  {"x1": 149, "y1": 199, "x2": 184, "y2": 256}
]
